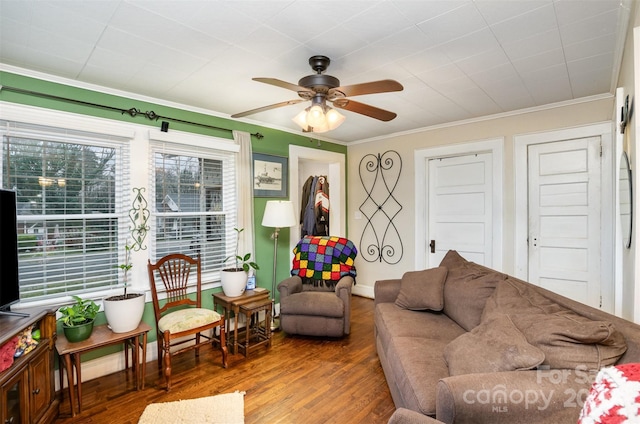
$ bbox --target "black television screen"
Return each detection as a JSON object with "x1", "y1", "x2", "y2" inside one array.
[{"x1": 0, "y1": 188, "x2": 21, "y2": 313}]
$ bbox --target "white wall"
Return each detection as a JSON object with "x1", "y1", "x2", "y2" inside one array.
[
  {"x1": 347, "y1": 98, "x2": 615, "y2": 300},
  {"x1": 613, "y1": 2, "x2": 639, "y2": 322}
]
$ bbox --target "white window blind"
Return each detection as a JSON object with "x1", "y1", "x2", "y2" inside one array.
[
  {"x1": 1, "y1": 121, "x2": 130, "y2": 301},
  {"x1": 150, "y1": 140, "x2": 237, "y2": 283}
]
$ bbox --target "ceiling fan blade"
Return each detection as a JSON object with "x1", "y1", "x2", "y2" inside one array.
[
  {"x1": 330, "y1": 79, "x2": 403, "y2": 98},
  {"x1": 253, "y1": 77, "x2": 312, "y2": 94},
  {"x1": 331, "y1": 99, "x2": 397, "y2": 121},
  {"x1": 231, "y1": 99, "x2": 304, "y2": 118}
]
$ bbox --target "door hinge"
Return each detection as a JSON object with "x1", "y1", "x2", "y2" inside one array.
[
  {"x1": 599, "y1": 295, "x2": 602, "y2": 308},
  {"x1": 600, "y1": 144, "x2": 603, "y2": 157}
]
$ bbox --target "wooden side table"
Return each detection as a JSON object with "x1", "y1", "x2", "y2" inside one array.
[
  {"x1": 55, "y1": 322, "x2": 150, "y2": 417},
  {"x1": 237, "y1": 297, "x2": 272, "y2": 358},
  {"x1": 212, "y1": 289, "x2": 270, "y2": 354}
]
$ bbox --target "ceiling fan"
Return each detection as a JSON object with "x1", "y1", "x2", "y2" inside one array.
[{"x1": 231, "y1": 55, "x2": 403, "y2": 133}]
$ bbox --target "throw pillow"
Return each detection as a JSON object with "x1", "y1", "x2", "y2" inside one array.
[
  {"x1": 395, "y1": 266, "x2": 448, "y2": 311},
  {"x1": 439, "y1": 250, "x2": 507, "y2": 331},
  {"x1": 483, "y1": 279, "x2": 628, "y2": 370},
  {"x1": 510, "y1": 311, "x2": 627, "y2": 370},
  {"x1": 443, "y1": 314, "x2": 545, "y2": 376}
]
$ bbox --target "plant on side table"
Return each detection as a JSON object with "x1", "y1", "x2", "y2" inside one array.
[
  {"x1": 221, "y1": 228, "x2": 260, "y2": 297},
  {"x1": 103, "y1": 242, "x2": 146, "y2": 333},
  {"x1": 58, "y1": 295, "x2": 100, "y2": 342}
]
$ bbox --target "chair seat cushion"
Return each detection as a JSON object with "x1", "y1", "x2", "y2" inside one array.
[
  {"x1": 281, "y1": 292, "x2": 344, "y2": 318},
  {"x1": 158, "y1": 308, "x2": 221, "y2": 333}
]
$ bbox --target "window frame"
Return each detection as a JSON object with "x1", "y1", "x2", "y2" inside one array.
[
  {"x1": 1, "y1": 115, "x2": 132, "y2": 306},
  {"x1": 148, "y1": 129, "x2": 241, "y2": 290},
  {"x1": 0, "y1": 104, "x2": 134, "y2": 309}
]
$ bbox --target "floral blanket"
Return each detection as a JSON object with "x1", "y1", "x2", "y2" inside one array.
[{"x1": 291, "y1": 236, "x2": 357, "y2": 285}]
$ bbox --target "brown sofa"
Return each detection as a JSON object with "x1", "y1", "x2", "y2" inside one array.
[{"x1": 375, "y1": 250, "x2": 640, "y2": 423}]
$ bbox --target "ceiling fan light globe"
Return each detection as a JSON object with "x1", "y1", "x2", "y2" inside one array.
[
  {"x1": 325, "y1": 108, "x2": 345, "y2": 130},
  {"x1": 311, "y1": 121, "x2": 330, "y2": 133},
  {"x1": 292, "y1": 110, "x2": 309, "y2": 130},
  {"x1": 307, "y1": 104, "x2": 326, "y2": 128}
]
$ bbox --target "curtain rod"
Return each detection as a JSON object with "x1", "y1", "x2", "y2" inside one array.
[{"x1": 0, "y1": 85, "x2": 264, "y2": 139}]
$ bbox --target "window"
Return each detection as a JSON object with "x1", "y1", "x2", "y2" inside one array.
[
  {"x1": 151, "y1": 141, "x2": 237, "y2": 281},
  {"x1": 1, "y1": 122, "x2": 130, "y2": 302}
]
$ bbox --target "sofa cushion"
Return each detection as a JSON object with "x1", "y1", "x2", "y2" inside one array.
[
  {"x1": 443, "y1": 314, "x2": 545, "y2": 376},
  {"x1": 387, "y1": 336, "x2": 450, "y2": 415},
  {"x1": 375, "y1": 303, "x2": 466, "y2": 355},
  {"x1": 395, "y1": 267, "x2": 448, "y2": 311},
  {"x1": 280, "y1": 292, "x2": 343, "y2": 317},
  {"x1": 439, "y1": 250, "x2": 507, "y2": 331},
  {"x1": 483, "y1": 279, "x2": 627, "y2": 370}
]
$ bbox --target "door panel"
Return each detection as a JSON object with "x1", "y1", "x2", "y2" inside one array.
[
  {"x1": 528, "y1": 137, "x2": 601, "y2": 307},
  {"x1": 428, "y1": 153, "x2": 492, "y2": 267}
]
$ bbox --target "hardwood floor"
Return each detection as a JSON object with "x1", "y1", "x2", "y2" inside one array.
[{"x1": 53, "y1": 295, "x2": 396, "y2": 424}]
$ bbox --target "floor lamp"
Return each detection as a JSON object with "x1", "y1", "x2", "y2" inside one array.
[{"x1": 261, "y1": 200, "x2": 297, "y2": 330}]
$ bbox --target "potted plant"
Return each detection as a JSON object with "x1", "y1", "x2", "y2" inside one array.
[
  {"x1": 221, "y1": 228, "x2": 259, "y2": 297},
  {"x1": 103, "y1": 242, "x2": 146, "y2": 333},
  {"x1": 58, "y1": 295, "x2": 100, "y2": 342}
]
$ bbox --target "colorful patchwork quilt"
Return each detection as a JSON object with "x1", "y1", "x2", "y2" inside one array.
[{"x1": 291, "y1": 236, "x2": 357, "y2": 284}]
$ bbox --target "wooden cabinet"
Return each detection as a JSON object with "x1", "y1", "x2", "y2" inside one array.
[
  {"x1": 1, "y1": 367, "x2": 28, "y2": 424},
  {"x1": 0, "y1": 309, "x2": 58, "y2": 424}
]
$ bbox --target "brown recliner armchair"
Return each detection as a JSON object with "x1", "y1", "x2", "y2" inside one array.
[
  {"x1": 277, "y1": 236, "x2": 357, "y2": 337},
  {"x1": 278, "y1": 274, "x2": 355, "y2": 337}
]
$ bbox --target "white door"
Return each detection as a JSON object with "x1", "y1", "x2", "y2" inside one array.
[
  {"x1": 427, "y1": 153, "x2": 493, "y2": 268},
  {"x1": 527, "y1": 137, "x2": 601, "y2": 307}
]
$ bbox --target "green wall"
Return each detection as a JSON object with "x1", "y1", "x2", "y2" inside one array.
[{"x1": 1, "y1": 70, "x2": 347, "y2": 332}]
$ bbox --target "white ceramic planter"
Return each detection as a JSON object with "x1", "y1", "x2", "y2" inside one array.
[
  {"x1": 220, "y1": 269, "x2": 248, "y2": 297},
  {"x1": 103, "y1": 293, "x2": 145, "y2": 333}
]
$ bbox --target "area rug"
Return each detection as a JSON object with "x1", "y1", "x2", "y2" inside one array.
[{"x1": 138, "y1": 391, "x2": 245, "y2": 424}]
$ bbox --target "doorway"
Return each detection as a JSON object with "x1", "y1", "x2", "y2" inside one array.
[
  {"x1": 514, "y1": 123, "x2": 614, "y2": 311},
  {"x1": 288, "y1": 145, "x2": 346, "y2": 255},
  {"x1": 427, "y1": 152, "x2": 493, "y2": 267},
  {"x1": 415, "y1": 138, "x2": 504, "y2": 271}
]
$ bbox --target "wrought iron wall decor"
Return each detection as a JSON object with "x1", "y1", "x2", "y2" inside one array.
[
  {"x1": 358, "y1": 150, "x2": 403, "y2": 264},
  {"x1": 129, "y1": 187, "x2": 150, "y2": 251}
]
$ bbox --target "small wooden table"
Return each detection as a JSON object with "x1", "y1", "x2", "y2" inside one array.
[
  {"x1": 212, "y1": 289, "x2": 270, "y2": 354},
  {"x1": 55, "y1": 322, "x2": 151, "y2": 417},
  {"x1": 237, "y1": 297, "x2": 272, "y2": 357}
]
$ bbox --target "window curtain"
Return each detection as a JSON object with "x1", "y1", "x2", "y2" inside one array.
[{"x1": 233, "y1": 130, "x2": 255, "y2": 268}]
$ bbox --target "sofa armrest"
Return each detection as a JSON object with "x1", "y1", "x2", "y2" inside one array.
[
  {"x1": 335, "y1": 276, "x2": 354, "y2": 334},
  {"x1": 388, "y1": 408, "x2": 444, "y2": 424},
  {"x1": 436, "y1": 370, "x2": 589, "y2": 424},
  {"x1": 277, "y1": 276, "x2": 303, "y2": 298},
  {"x1": 374, "y1": 279, "x2": 402, "y2": 305},
  {"x1": 335, "y1": 275, "x2": 354, "y2": 299}
]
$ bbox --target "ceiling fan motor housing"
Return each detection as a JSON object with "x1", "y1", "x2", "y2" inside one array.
[
  {"x1": 298, "y1": 74, "x2": 340, "y2": 93},
  {"x1": 298, "y1": 55, "x2": 340, "y2": 94}
]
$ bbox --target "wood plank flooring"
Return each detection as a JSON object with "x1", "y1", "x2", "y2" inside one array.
[{"x1": 53, "y1": 295, "x2": 396, "y2": 424}]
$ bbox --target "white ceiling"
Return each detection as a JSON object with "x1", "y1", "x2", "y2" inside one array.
[{"x1": 0, "y1": 0, "x2": 633, "y2": 143}]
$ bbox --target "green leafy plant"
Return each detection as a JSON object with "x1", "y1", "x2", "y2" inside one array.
[
  {"x1": 58, "y1": 295, "x2": 99, "y2": 327},
  {"x1": 223, "y1": 228, "x2": 259, "y2": 272}
]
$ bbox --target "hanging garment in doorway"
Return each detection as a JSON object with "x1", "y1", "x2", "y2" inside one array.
[{"x1": 300, "y1": 175, "x2": 330, "y2": 236}]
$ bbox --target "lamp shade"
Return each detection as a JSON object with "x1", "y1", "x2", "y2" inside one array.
[{"x1": 262, "y1": 200, "x2": 297, "y2": 228}]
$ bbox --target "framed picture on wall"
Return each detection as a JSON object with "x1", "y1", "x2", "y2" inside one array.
[{"x1": 253, "y1": 153, "x2": 288, "y2": 197}]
